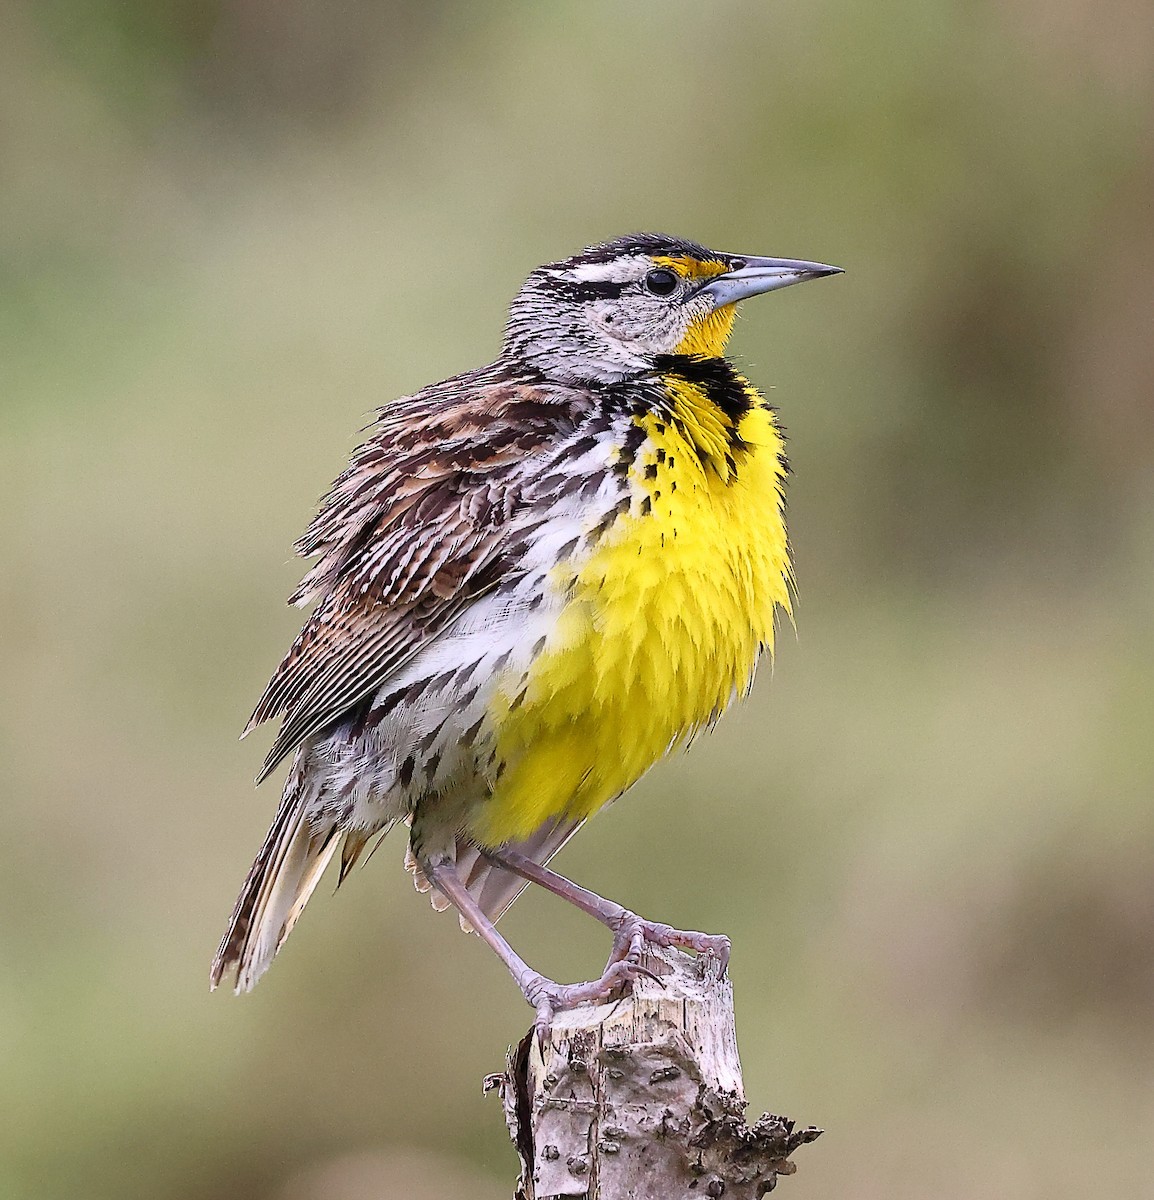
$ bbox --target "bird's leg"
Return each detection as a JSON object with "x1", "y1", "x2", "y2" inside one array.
[
  {"x1": 479, "y1": 846, "x2": 730, "y2": 974},
  {"x1": 421, "y1": 856, "x2": 655, "y2": 1042}
]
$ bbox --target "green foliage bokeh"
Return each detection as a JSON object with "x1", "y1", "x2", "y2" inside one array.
[{"x1": 2, "y1": 3, "x2": 1153, "y2": 1198}]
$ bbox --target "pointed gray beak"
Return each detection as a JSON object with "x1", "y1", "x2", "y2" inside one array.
[{"x1": 696, "y1": 255, "x2": 843, "y2": 309}]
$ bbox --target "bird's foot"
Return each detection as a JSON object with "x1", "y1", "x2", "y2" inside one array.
[
  {"x1": 606, "y1": 912, "x2": 731, "y2": 975},
  {"x1": 517, "y1": 955, "x2": 661, "y2": 1047}
]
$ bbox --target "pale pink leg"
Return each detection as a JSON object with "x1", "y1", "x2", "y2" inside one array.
[
  {"x1": 422, "y1": 856, "x2": 657, "y2": 1042},
  {"x1": 479, "y1": 846, "x2": 731, "y2": 972}
]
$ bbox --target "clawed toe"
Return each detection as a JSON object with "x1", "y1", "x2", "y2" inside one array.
[
  {"x1": 519, "y1": 916, "x2": 731, "y2": 1042},
  {"x1": 523, "y1": 954, "x2": 659, "y2": 1044},
  {"x1": 611, "y1": 914, "x2": 731, "y2": 973},
  {"x1": 675, "y1": 929, "x2": 731, "y2": 969},
  {"x1": 533, "y1": 999, "x2": 556, "y2": 1049},
  {"x1": 604, "y1": 922, "x2": 645, "y2": 972}
]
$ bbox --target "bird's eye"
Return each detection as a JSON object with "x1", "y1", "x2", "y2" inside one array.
[{"x1": 643, "y1": 268, "x2": 679, "y2": 297}]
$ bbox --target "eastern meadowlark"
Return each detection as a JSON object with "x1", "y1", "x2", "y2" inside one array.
[{"x1": 211, "y1": 233, "x2": 842, "y2": 1030}]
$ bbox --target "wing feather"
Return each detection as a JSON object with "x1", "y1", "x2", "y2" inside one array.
[{"x1": 245, "y1": 369, "x2": 592, "y2": 783}]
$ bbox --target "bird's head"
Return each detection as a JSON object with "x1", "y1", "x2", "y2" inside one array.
[{"x1": 504, "y1": 233, "x2": 841, "y2": 385}]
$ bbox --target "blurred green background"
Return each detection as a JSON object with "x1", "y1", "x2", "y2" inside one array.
[{"x1": 3, "y1": 1, "x2": 1153, "y2": 1197}]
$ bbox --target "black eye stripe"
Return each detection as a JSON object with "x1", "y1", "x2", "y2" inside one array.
[
  {"x1": 541, "y1": 276, "x2": 626, "y2": 303},
  {"x1": 644, "y1": 268, "x2": 679, "y2": 297}
]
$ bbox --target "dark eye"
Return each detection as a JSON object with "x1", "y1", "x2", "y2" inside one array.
[{"x1": 643, "y1": 268, "x2": 679, "y2": 297}]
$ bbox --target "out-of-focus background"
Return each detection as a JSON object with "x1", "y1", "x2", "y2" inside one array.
[{"x1": 3, "y1": 1, "x2": 1153, "y2": 1197}]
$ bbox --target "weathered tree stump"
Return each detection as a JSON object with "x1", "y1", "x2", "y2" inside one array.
[{"x1": 485, "y1": 943, "x2": 821, "y2": 1199}]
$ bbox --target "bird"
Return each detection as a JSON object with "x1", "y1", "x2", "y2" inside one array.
[{"x1": 211, "y1": 233, "x2": 842, "y2": 1032}]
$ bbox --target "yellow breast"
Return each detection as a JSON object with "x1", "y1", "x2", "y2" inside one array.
[{"x1": 473, "y1": 375, "x2": 791, "y2": 846}]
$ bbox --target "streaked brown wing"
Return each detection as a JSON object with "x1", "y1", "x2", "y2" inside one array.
[{"x1": 246, "y1": 369, "x2": 588, "y2": 783}]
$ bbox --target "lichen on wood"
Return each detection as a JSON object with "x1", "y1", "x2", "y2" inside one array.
[{"x1": 485, "y1": 943, "x2": 821, "y2": 1199}]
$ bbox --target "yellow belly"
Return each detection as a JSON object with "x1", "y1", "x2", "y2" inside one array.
[{"x1": 473, "y1": 395, "x2": 791, "y2": 847}]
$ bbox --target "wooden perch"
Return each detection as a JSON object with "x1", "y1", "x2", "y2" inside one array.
[{"x1": 485, "y1": 943, "x2": 821, "y2": 1199}]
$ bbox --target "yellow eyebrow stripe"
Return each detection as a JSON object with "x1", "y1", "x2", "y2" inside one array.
[{"x1": 651, "y1": 254, "x2": 730, "y2": 280}]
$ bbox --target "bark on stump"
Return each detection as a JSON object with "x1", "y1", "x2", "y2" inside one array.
[{"x1": 485, "y1": 943, "x2": 821, "y2": 1199}]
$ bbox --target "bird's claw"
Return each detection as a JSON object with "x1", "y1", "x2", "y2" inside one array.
[
  {"x1": 523, "y1": 955, "x2": 657, "y2": 1049},
  {"x1": 520, "y1": 918, "x2": 731, "y2": 1050},
  {"x1": 607, "y1": 914, "x2": 731, "y2": 975},
  {"x1": 533, "y1": 1000, "x2": 556, "y2": 1051}
]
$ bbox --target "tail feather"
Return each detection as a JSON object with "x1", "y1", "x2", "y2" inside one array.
[
  {"x1": 337, "y1": 820, "x2": 397, "y2": 886},
  {"x1": 215, "y1": 755, "x2": 589, "y2": 990},
  {"x1": 211, "y1": 755, "x2": 339, "y2": 993},
  {"x1": 453, "y1": 815, "x2": 586, "y2": 931},
  {"x1": 403, "y1": 820, "x2": 583, "y2": 932}
]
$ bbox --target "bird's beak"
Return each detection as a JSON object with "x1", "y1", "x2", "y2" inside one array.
[{"x1": 696, "y1": 255, "x2": 844, "y2": 310}]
